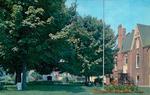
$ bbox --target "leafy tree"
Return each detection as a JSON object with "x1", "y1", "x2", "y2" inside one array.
[
  {"x1": 0, "y1": 0, "x2": 73, "y2": 90},
  {"x1": 49, "y1": 16, "x2": 115, "y2": 83},
  {"x1": 32, "y1": 0, "x2": 78, "y2": 75},
  {"x1": 0, "y1": 0, "x2": 115, "y2": 89},
  {"x1": 0, "y1": 0, "x2": 78, "y2": 89}
]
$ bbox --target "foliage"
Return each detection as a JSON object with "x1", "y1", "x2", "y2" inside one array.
[
  {"x1": 0, "y1": 0, "x2": 73, "y2": 90},
  {"x1": 104, "y1": 85, "x2": 139, "y2": 92},
  {"x1": 0, "y1": 0, "x2": 77, "y2": 74},
  {"x1": 0, "y1": 0, "x2": 53, "y2": 73},
  {"x1": 0, "y1": 0, "x2": 115, "y2": 89},
  {"x1": 49, "y1": 16, "x2": 115, "y2": 78}
]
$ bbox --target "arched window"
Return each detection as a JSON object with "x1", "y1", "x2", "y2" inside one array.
[
  {"x1": 136, "y1": 54, "x2": 140, "y2": 68},
  {"x1": 136, "y1": 38, "x2": 139, "y2": 49},
  {"x1": 124, "y1": 55, "x2": 128, "y2": 64}
]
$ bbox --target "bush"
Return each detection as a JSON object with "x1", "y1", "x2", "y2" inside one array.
[
  {"x1": 94, "y1": 78, "x2": 102, "y2": 86},
  {"x1": 128, "y1": 85, "x2": 138, "y2": 92},
  {"x1": 104, "y1": 85, "x2": 138, "y2": 92},
  {"x1": 104, "y1": 85, "x2": 115, "y2": 91}
]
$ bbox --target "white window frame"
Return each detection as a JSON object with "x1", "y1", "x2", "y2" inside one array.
[
  {"x1": 136, "y1": 38, "x2": 140, "y2": 49},
  {"x1": 136, "y1": 54, "x2": 140, "y2": 68},
  {"x1": 124, "y1": 55, "x2": 128, "y2": 64},
  {"x1": 114, "y1": 63, "x2": 117, "y2": 71}
]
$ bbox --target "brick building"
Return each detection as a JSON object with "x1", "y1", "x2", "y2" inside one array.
[{"x1": 113, "y1": 24, "x2": 150, "y2": 86}]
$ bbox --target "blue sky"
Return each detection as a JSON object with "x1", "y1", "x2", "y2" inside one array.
[{"x1": 66, "y1": 0, "x2": 150, "y2": 34}]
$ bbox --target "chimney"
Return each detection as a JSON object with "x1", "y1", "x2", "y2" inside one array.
[{"x1": 118, "y1": 24, "x2": 126, "y2": 50}]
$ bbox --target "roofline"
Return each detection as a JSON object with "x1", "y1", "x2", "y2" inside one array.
[
  {"x1": 137, "y1": 23, "x2": 150, "y2": 27},
  {"x1": 137, "y1": 24, "x2": 144, "y2": 47},
  {"x1": 131, "y1": 24, "x2": 143, "y2": 50},
  {"x1": 121, "y1": 49, "x2": 131, "y2": 53},
  {"x1": 143, "y1": 45, "x2": 150, "y2": 48}
]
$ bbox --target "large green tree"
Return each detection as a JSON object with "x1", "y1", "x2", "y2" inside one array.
[
  {"x1": 0, "y1": 0, "x2": 115, "y2": 89},
  {"x1": 0, "y1": 0, "x2": 74, "y2": 90},
  {"x1": 50, "y1": 16, "x2": 115, "y2": 82}
]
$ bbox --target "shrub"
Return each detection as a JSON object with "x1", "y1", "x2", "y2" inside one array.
[
  {"x1": 94, "y1": 78, "x2": 102, "y2": 86},
  {"x1": 104, "y1": 85, "x2": 139, "y2": 92},
  {"x1": 104, "y1": 85, "x2": 115, "y2": 91},
  {"x1": 128, "y1": 85, "x2": 138, "y2": 92}
]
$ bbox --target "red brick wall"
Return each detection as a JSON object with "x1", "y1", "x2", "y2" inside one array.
[
  {"x1": 118, "y1": 25, "x2": 126, "y2": 50},
  {"x1": 143, "y1": 48, "x2": 150, "y2": 86},
  {"x1": 127, "y1": 28, "x2": 143, "y2": 85},
  {"x1": 117, "y1": 25, "x2": 126, "y2": 72},
  {"x1": 115, "y1": 25, "x2": 150, "y2": 86}
]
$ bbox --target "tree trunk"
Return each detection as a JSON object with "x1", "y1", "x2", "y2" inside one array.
[
  {"x1": 85, "y1": 76, "x2": 88, "y2": 83},
  {"x1": 16, "y1": 66, "x2": 22, "y2": 90},
  {"x1": 85, "y1": 76, "x2": 89, "y2": 86},
  {"x1": 15, "y1": 70, "x2": 22, "y2": 84},
  {"x1": 15, "y1": 63, "x2": 27, "y2": 90},
  {"x1": 22, "y1": 63, "x2": 27, "y2": 90},
  {"x1": 87, "y1": 76, "x2": 90, "y2": 82}
]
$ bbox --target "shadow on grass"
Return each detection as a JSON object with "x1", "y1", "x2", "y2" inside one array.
[{"x1": 26, "y1": 84, "x2": 86, "y2": 93}]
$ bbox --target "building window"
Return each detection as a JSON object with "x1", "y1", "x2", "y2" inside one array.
[
  {"x1": 114, "y1": 63, "x2": 117, "y2": 71},
  {"x1": 136, "y1": 75, "x2": 140, "y2": 85},
  {"x1": 124, "y1": 55, "x2": 128, "y2": 64},
  {"x1": 136, "y1": 54, "x2": 140, "y2": 68},
  {"x1": 136, "y1": 38, "x2": 139, "y2": 49}
]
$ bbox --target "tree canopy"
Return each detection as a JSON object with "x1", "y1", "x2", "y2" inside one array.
[
  {"x1": 0, "y1": 0, "x2": 115, "y2": 89},
  {"x1": 49, "y1": 16, "x2": 115, "y2": 78}
]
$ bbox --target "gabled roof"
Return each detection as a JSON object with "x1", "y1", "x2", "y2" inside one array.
[
  {"x1": 121, "y1": 32, "x2": 134, "y2": 52},
  {"x1": 121, "y1": 24, "x2": 150, "y2": 53},
  {"x1": 137, "y1": 24, "x2": 150, "y2": 47}
]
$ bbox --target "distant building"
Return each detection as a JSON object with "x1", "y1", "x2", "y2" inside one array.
[
  {"x1": 42, "y1": 71, "x2": 85, "y2": 83},
  {"x1": 113, "y1": 24, "x2": 150, "y2": 87}
]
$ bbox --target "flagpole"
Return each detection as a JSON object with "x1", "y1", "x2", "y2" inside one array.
[{"x1": 102, "y1": 0, "x2": 105, "y2": 88}]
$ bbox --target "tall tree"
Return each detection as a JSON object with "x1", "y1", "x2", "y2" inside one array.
[
  {"x1": 49, "y1": 16, "x2": 115, "y2": 83},
  {"x1": 0, "y1": 0, "x2": 72, "y2": 90}
]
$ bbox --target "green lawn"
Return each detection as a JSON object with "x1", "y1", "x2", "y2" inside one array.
[{"x1": 0, "y1": 84, "x2": 150, "y2": 95}]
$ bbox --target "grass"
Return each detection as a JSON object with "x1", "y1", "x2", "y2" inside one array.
[{"x1": 0, "y1": 84, "x2": 150, "y2": 95}]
